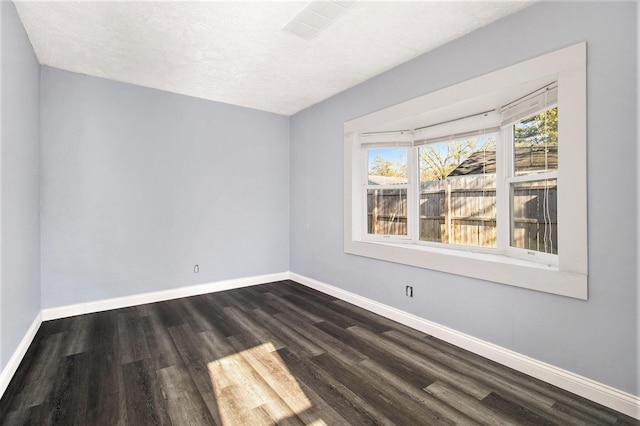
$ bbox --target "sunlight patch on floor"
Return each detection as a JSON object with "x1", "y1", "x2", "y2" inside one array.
[{"x1": 208, "y1": 342, "x2": 327, "y2": 425}]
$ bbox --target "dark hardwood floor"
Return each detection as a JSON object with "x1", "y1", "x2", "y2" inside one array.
[{"x1": 0, "y1": 280, "x2": 637, "y2": 425}]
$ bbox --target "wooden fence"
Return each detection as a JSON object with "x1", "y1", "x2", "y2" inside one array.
[
  {"x1": 367, "y1": 189, "x2": 408, "y2": 236},
  {"x1": 367, "y1": 175, "x2": 557, "y2": 254},
  {"x1": 511, "y1": 179, "x2": 558, "y2": 254},
  {"x1": 419, "y1": 175, "x2": 498, "y2": 248}
]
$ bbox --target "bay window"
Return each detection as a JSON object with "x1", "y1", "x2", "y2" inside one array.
[{"x1": 344, "y1": 43, "x2": 587, "y2": 299}]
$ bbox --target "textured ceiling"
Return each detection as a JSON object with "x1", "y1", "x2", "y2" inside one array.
[{"x1": 14, "y1": 1, "x2": 533, "y2": 116}]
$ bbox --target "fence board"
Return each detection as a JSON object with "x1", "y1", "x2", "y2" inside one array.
[{"x1": 368, "y1": 175, "x2": 556, "y2": 254}]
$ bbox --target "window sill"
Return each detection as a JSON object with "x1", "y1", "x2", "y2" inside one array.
[{"x1": 344, "y1": 239, "x2": 587, "y2": 299}]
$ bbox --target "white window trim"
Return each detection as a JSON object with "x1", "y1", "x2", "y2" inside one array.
[{"x1": 344, "y1": 43, "x2": 587, "y2": 299}]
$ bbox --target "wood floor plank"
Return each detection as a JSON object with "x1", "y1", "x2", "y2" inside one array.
[
  {"x1": 250, "y1": 309, "x2": 326, "y2": 358},
  {"x1": 293, "y1": 377, "x2": 349, "y2": 425},
  {"x1": 280, "y1": 281, "x2": 337, "y2": 304},
  {"x1": 384, "y1": 329, "x2": 558, "y2": 407},
  {"x1": 357, "y1": 358, "x2": 478, "y2": 426},
  {"x1": 157, "y1": 364, "x2": 216, "y2": 426},
  {"x1": 1, "y1": 407, "x2": 34, "y2": 426},
  {"x1": 208, "y1": 336, "x2": 301, "y2": 426},
  {"x1": 551, "y1": 399, "x2": 622, "y2": 426},
  {"x1": 154, "y1": 299, "x2": 189, "y2": 328},
  {"x1": 36, "y1": 352, "x2": 91, "y2": 425},
  {"x1": 36, "y1": 316, "x2": 71, "y2": 337},
  {"x1": 222, "y1": 305, "x2": 286, "y2": 350},
  {"x1": 117, "y1": 313, "x2": 151, "y2": 365},
  {"x1": 249, "y1": 403, "x2": 303, "y2": 426},
  {"x1": 555, "y1": 396, "x2": 625, "y2": 425},
  {"x1": 0, "y1": 334, "x2": 47, "y2": 418},
  {"x1": 198, "y1": 328, "x2": 237, "y2": 361},
  {"x1": 281, "y1": 293, "x2": 359, "y2": 330},
  {"x1": 140, "y1": 313, "x2": 183, "y2": 371},
  {"x1": 314, "y1": 319, "x2": 439, "y2": 389},
  {"x1": 427, "y1": 336, "x2": 631, "y2": 425},
  {"x1": 617, "y1": 415, "x2": 640, "y2": 426},
  {"x1": 212, "y1": 290, "x2": 249, "y2": 309},
  {"x1": 62, "y1": 314, "x2": 92, "y2": 356},
  {"x1": 382, "y1": 330, "x2": 591, "y2": 425},
  {"x1": 421, "y1": 333, "x2": 600, "y2": 417},
  {"x1": 202, "y1": 294, "x2": 250, "y2": 337},
  {"x1": 254, "y1": 280, "x2": 297, "y2": 297},
  {"x1": 122, "y1": 359, "x2": 171, "y2": 426},
  {"x1": 276, "y1": 347, "x2": 396, "y2": 426},
  {"x1": 481, "y1": 392, "x2": 555, "y2": 426},
  {"x1": 311, "y1": 352, "x2": 441, "y2": 425},
  {"x1": 84, "y1": 360, "x2": 128, "y2": 426},
  {"x1": 1, "y1": 280, "x2": 637, "y2": 426},
  {"x1": 84, "y1": 311, "x2": 128, "y2": 426},
  {"x1": 262, "y1": 292, "x2": 325, "y2": 323},
  {"x1": 274, "y1": 312, "x2": 367, "y2": 366},
  {"x1": 331, "y1": 298, "x2": 430, "y2": 339},
  {"x1": 322, "y1": 300, "x2": 395, "y2": 334},
  {"x1": 168, "y1": 324, "x2": 224, "y2": 425},
  {"x1": 8, "y1": 332, "x2": 66, "y2": 409},
  {"x1": 240, "y1": 287, "x2": 283, "y2": 316},
  {"x1": 215, "y1": 385, "x2": 271, "y2": 425},
  {"x1": 223, "y1": 287, "x2": 274, "y2": 315},
  {"x1": 349, "y1": 325, "x2": 493, "y2": 400},
  {"x1": 179, "y1": 297, "x2": 218, "y2": 332},
  {"x1": 425, "y1": 381, "x2": 516, "y2": 426},
  {"x1": 226, "y1": 333, "x2": 321, "y2": 425},
  {"x1": 257, "y1": 403, "x2": 306, "y2": 426}
]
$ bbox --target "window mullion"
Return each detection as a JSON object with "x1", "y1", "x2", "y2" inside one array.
[
  {"x1": 361, "y1": 146, "x2": 369, "y2": 239},
  {"x1": 408, "y1": 146, "x2": 419, "y2": 243},
  {"x1": 496, "y1": 126, "x2": 511, "y2": 253}
]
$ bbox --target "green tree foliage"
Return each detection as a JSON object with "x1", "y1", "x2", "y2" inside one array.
[{"x1": 514, "y1": 107, "x2": 558, "y2": 146}]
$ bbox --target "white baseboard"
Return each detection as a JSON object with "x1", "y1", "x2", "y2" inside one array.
[
  {"x1": 41, "y1": 272, "x2": 289, "y2": 321},
  {"x1": 1, "y1": 272, "x2": 288, "y2": 401},
  {"x1": 0, "y1": 312, "x2": 42, "y2": 400},
  {"x1": 289, "y1": 272, "x2": 640, "y2": 420},
  {"x1": 2, "y1": 271, "x2": 637, "y2": 420}
]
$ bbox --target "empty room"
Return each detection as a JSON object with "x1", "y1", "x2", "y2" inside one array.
[{"x1": 0, "y1": 0, "x2": 638, "y2": 424}]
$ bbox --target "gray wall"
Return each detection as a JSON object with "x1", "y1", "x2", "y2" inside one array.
[
  {"x1": 0, "y1": 0, "x2": 41, "y2": 370},
  {"x1": 40, "y1": 67, "x2": 290, "y2": 308},
  {"x1": 290, "y1": 2, "x2": 638, "y2": 395}
]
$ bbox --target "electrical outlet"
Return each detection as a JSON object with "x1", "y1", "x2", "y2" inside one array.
[
  {"x1": 405, "y1": 285, "x2": 413, "y2": 297},
  {"x1": 194, "y1": 264, "x2": 199, "y2": 274}
]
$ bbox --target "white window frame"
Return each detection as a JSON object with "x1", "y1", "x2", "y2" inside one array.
[{"x1": 344, "y1": 43, "x2": 587, "y2": 299}]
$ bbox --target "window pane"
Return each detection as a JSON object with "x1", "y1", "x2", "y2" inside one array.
[
  {"x1": 511, "y1": 179, "x2": 558, "y2": 254},
  {"x1": 367, "y1": 147, "x2": 408, "y2": 185},
  {"x1": 367, "y1": 188, "x2": 407, "y2": 236},
  {"x1": 514, "y1": 107, "x2": 558, "y2": 175},
  {"x1": 419, "y1": 134, "x2": 497, "y2": 247}
]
